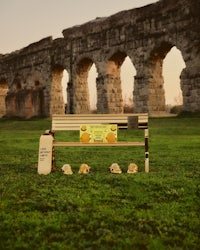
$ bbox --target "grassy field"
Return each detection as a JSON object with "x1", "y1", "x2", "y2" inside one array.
[{"x1": 0, "y1": 115, "x2": 200, "y2": 250}]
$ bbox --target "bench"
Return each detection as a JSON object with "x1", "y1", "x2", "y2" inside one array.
[{"x1": 51, "y1": 113, "x2": 149, "y2": 172}]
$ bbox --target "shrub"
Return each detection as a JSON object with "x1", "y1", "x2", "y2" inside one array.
[{"x1": 170, "y1": 105, "x2": 183, "y2": 114}]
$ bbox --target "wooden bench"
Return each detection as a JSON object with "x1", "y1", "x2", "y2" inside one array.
[{"x1": 51, "y1": 113, "x2": 149, "y2": 172}]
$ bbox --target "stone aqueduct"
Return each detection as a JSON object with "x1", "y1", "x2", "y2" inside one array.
[{"x1": 0, "y1": 0, "x2": 199, "y2": 118}]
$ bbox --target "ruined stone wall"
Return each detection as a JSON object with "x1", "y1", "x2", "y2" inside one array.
[
  {"x1": 0, "y1": 37, "x2": 53, "y2": 117},
  {"x1": 0, "y1": 0, "x2": 199, "y2": 117}
]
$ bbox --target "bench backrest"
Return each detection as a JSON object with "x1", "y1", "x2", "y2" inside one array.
[{"x1": 51, "y1": 113, "x2": 148, "y2": 131}]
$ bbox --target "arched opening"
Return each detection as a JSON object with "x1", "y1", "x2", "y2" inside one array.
[
  {"x1": 88, "y1": 64, "x2": 98, "y2": 112},
  {"x1": 105, "y1": 51, "x2": 126, "y2": 113},
  {"x1": 61, "y1": 69, "x2": 69, "y2": 113},
  {"x1": 106, "y1": 51, "x2": 136, "y2": 113},
  {"x1": 163, "y1": 47, "x2": 185, "y2": 112},
  {"x1": 74, "y1": 58, "x2": 94, "y2": 113},
  {"x1": 121, "y1": 57, "x2": 136, "y2": 113},
  {"x1": 0, "y1": 80, "x2": 9, "y2": 117},
  {"x1": 149, "y1": 43, "x2": 186, "y2": 115},
  {"x1": 51, "y1": 66, "x2": 66, "y2": 115},
  {"x1": 35, "y1": 81, "x2": 40, "y2": 88},
  {"x1": 11, "y1": 78, "x2": 21, "y2": 92},
  {"x1": 12, "y1": 78, "x2": 23, "y2": 117}
]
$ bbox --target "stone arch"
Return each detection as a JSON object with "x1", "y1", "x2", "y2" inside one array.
[
  {"x1": 1, "y1": 0, "x2": 199, "y2": 116},
  {"x1": 73, "y1": 58, "x2": 95, "y2": 113},
  {"x1": 51, "y1": 65, "x2": 66, "y2": 114},
  {"x1": 104, "y1": 51, "x2": 134, "y2": 113},
  {"x1": 0, "y1": 79, "x2": 9, "y2": 117},
  {"x1": 147, "y1": 42, "x2": 186, "y2": 114},
  {"x1": 6, "y1": 74, "x2": 46, "y2": 118},
  {"x1": 89, "y1": 57, "x2": 136, "y2": 114},
  {"x1": 147, "y1": 42, "x2": 175, "y2": 114},
  {"x1": 107, "y1": 51, "x2": 127, "y2": 75}
]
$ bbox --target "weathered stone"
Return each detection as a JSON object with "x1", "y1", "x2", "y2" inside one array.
[{"x1": 0, "y1": 0, "x2": 199, "y2": 117}]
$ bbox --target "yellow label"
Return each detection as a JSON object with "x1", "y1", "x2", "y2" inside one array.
[{"x1": 80, "y1": 124, "x2": 117, "y2": 143}]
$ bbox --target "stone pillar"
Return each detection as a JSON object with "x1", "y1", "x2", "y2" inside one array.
[
  {"x1": 96, "y1": 74, "x2": 123, "y2": 113},
  {"x1": 134, "y1": 59, "x2": 166, "y2": 115},
  {"x1": 72, "y1": 75, "x2": 90, "y2": 114},
  {"x1": 70, "y1": 57, "x2": 93, "y2": 114},
  {"x1": 67, "y1": 81, "x2": 74, "y2": 114},
  {"x1": 105, "y1": 74, "x2": 123, "y2": 113},
  {"x1": 180, "y1": 66, "x2": 200, "y2": 112},
  {"x1": 32, "y1": 89, "x2": 45, "y2": 116},
  {"x1": 15, "y1": 91, "x2": 25, "y2": 117},
  {"x1": 96, "y1": 76, "x2": 108, "y2": 113},
  {"x1": 0, "y1": 88, "x2": 8, "y2": 117},
  {"x1": 43, "y1": 87, "x2": 50, "y2": 116},
  {"x1": 24, "y1": 91, "x2": 33, "y2": 118},
  {"x1": 5, "y1": 93, "x2": 16, "y2": 117},
  {"x1": 50, "y1": 69, "x2": 65, "y2": 115},
  {"x1": 148, "y1": 79, "x2": 166, "y2": 115},
  {"x1": 134, "y1": 75, "x2": 149, "y2": 113}
]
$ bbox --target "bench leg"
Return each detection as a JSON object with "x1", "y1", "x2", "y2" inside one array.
[
  {"x1": 145, "y1": 129, "x2": 149, "y2": 173},
  {"x1": 145, "y1": 156, "x2": 149, "y2": 173}
]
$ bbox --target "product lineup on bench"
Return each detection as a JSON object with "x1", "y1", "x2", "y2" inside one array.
[{"x1": 38, "y1": 113, "x2": 149, "y2": 175}]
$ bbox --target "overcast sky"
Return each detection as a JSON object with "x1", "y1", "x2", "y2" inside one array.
[
  {"x1": 0, "y1": 0, "x2": 185, "y2": 105},
  {"x1": 0, "y1": 0, "x2": 159, "y2": 54}
]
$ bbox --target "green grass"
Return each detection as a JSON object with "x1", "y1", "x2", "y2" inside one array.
[{"x1": 0, "y1": 116, "x2": 200, "y2": 250}]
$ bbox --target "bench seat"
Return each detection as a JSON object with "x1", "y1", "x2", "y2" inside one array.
[{"x1": 52, "y1": 113, "x2": 148, "y2": 130}]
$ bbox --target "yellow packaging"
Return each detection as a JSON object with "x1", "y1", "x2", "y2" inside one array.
[{"x1": 80, "y1": 124, "x2": 117, "y2": 143}]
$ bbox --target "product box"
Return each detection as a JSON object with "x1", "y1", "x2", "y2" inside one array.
[{"x1": 80, "y1": 124, "x2": 117, "y2": 143}]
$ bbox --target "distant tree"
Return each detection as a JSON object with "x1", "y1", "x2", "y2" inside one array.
[
  {"x1": 123, "y1": 95, "x2": 134, "y2": 113},
  {"x1": 170, "y1": 91, "x2": 183, "y2": 114},
  {"x1": 174, "y1": 91, "x2": 183, "y2": 105}
]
